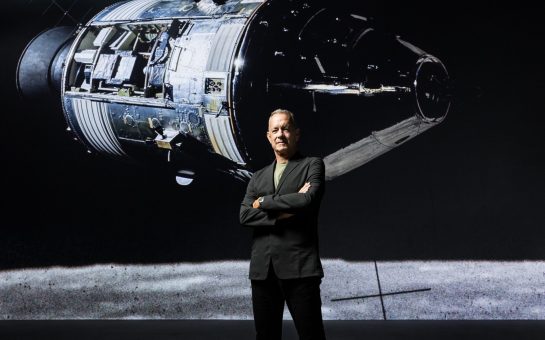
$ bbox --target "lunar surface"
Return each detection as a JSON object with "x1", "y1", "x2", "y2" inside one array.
[{"x1": 1, "y1": 260, "x2": 544, "y2": 319}]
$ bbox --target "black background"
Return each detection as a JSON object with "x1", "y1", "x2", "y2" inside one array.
[{"x1": 2, "y1": 0, "x2": 544, "y2": 269}]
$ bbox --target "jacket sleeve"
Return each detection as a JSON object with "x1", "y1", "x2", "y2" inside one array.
[
  {"x1": 240, "y1": 174, "x2": 277, "y2": 227},
  {"x1": 259, "y1": 158, "x2": 325, "y2": 211}
]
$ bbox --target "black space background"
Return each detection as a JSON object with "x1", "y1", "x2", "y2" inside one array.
[{"x1": 1, "y1": 0, "x2": 544, "y2": 269}]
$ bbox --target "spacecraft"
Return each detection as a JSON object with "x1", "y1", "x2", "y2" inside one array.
[{"x1": 17, "y1": 0, "x2": 450, "y2": 185}]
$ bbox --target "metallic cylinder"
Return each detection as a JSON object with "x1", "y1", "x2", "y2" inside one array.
[{"x1": 17, "y1": 0, "x2": 450, "y2": 182}]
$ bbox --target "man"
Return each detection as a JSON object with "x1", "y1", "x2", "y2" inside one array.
[{"x1": 240, "y1": 109, "x2": 326, "y2": 340}]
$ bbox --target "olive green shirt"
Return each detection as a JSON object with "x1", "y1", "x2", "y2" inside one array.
[{"x1": 274, "y1": 161, "x2": 288, "y2": 189}]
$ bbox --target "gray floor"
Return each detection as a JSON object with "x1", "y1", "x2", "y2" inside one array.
[{"x1": 1, "y1": 260, "x2": 544, "y2": 319}]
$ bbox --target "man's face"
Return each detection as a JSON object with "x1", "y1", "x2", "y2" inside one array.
[{"x1": 267, "y1": 113, "x2": 300, "y2": 157}]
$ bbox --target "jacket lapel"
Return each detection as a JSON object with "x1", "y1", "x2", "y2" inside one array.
[
  {"x1": 264, "y1": 160, "x2": 276, "y2": 195},
  {"x1": 275, "y1": 153, "x2": 303, "y2": 193}
]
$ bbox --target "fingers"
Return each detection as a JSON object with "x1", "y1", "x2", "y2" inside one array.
[{"x1": 299, "y1": 182, "x2": 311, "y2": 193}]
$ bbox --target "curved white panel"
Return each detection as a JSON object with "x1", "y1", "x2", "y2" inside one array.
[
  {"x1": 99, "y1": 0, "x2": 162, "y2": 22},
  {"x1": 72, "y1": 98, "x2": 126, "y2": 156},
  {"x1": 204, "y1": 114, "x2": 244, "y2": 164}
]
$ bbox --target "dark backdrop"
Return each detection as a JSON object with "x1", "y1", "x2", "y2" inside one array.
[{"x1": 2, "y1": 0, "x2": 544, "y2": 269}]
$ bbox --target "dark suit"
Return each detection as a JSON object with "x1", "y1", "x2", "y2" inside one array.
[{"x1": 240, "y1": 153, "x2": 326, "y2": 340}]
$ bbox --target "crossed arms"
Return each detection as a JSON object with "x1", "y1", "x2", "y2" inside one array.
[{"x1": 239, "y1": 158, "x2": 324, "y2": 227}]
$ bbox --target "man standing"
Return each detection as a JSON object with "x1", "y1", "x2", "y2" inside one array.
[{"x1": 240, "y1": 109, "x2": 326, "y2": 340}]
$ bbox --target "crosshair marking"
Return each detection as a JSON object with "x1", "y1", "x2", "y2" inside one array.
[
  {"x1": 37, "y1": 0, "x2": 94, "y2": 26},
  {"x1": 331, "y1": 260, "x2": 431, "y2": 320}
]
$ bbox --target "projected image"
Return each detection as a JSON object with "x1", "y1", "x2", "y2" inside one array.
[{"x1": 2, "y1": 0, "x2": 544, "y2": 323}]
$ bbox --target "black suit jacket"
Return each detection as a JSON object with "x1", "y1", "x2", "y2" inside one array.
[{"x1": 240, "y1": 153, "x2": 325, "y2": 280}]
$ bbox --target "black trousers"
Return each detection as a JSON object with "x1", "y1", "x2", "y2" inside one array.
[{"x1": 251, "y1": 264, "x2": 326, "y2": 340}]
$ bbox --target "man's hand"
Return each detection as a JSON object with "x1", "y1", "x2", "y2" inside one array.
[
  {"x1": 252, "y1": 198, "x2": 261, "y2": 209},
  {"x1": 299, "y1": 182, "x2": 311, "y2": 193}
]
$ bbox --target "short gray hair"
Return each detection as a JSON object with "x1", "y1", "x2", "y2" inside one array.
[{"x1": 269, "y1": 109, "x2": 297, "y2": 128}]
